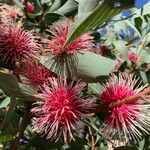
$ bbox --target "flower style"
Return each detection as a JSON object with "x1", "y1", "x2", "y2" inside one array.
[
  {"x1": 128, "y1": 51, "x2": 139, "y2": 63},
  {"x1": 99, "y1": 73, "x2": 150, "y2": 142},
  {"x1": 31, "y1": 77, "x2": 94, "y2": 142},
  {"x1": 0, "y1": 21, "x2": 39, "y2": 68},
  {"x1": 20, "y1": 61, "x2": 54, "y2": 87}
]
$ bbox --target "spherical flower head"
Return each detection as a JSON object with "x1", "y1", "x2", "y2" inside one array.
[
  {"x1": 20, "y1": 61, "x2": 54, "y2": 87},
  {"x1": 42, "y1": 19, "x2": 94, "y2": 56},
  {"x1": 0, "y1": 22, "x2": 39, "y2": 68},
  {"x1": 26, "y1": 2, "x2": 35, "y2": 13},
  {"x1": 31, "y1": 77, "x2": 94, "y2": 143},
  {"x1": 0, "y1": 4, "x2": 21, "y2": 19},
  {"x1": 128, "y1": 51, "x2": 139, "y2": 63},
  {"x1": 99, "y1": 73, "x2": 150, "y2": 142}
]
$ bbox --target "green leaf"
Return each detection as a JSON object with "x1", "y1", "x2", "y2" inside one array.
[
  {"x1": 0, "y1": 97, "x2": 10, "y2": 109},
  {"x1": 40, "y1": 52, "x2": 115, "y2": 82},
  {"x1": 0, "y1": 71, "x2": 19, "y2": 95},
  {"x1": 49, "y1": 0, "x2": 67, "y2": 12},
  {"x1": 138, "y1": 139, "x2": 145, "y2": 150},
  {"x1": 134, "y1": 17, "x2": 143, "y2": 34},
  {"x1": 10, "y1": 111, "x2": 20, "y2": 128},
  {"x1": 54, "y1": 0, "x2": 78, "y2": 16},
  {"x1": 17, "y1": 84, "x2": 41, "y2": 102},
  {"x1": 30, "y1": 134, "x2": 64, "y2": 149},
  {"x1": 76, "y1": 52, "x2": 115, "y2": 82},
  {"x1": 114, "y1": 146, "x2": 137, "y2": 150},
  {"x1": 0, "y1": 128, "x2": 18, "y2": 145},
  {"x1": 0, "y1": 134, "x2": 14, "y2": 142},
  {"x1": 44, "y1": 12, "x2": 63, "y2": 25},
  {"x1": 69, "y1": 137, "x2": 88, "y2": 150},
  {"x1": 13, "y1": 0, "x2": 24, "y2": 9},
  {"x1": 78, "y1": 0, "x2": 100, "y2": 16},
  {"x1": 64, "y1": 0, "x2": 122, "y2": 46}
]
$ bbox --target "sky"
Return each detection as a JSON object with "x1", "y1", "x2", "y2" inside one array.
[
  {"x1": 135, "y1": 0, "x2": 150, "y2": 8},
  {"x1": 122, "y1": 0, "x2": 150, "y2": 17}
]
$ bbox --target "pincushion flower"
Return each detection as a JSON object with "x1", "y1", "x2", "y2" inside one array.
[
  {"x1": 99, "y1": 73, "x2": 150, "y2": 142},
  {"x1": 42, "y1": 19, "x2": 94, "y2": 76},
  {"x1": 0, "y1": 21, "x2": 39, "y2": 68},
  {"x1": 31, "y1": 77, "x2": 94, "y2": 142},
  {"x1": 20, "y1": 61, "x2": 54, "y2": 87}
]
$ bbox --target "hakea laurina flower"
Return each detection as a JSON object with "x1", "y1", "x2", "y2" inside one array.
[
  {"x1": 31, "y1": 77, "x2": 94, "y2": 143},
  {"x1": 99, "y1": 73, "x2": 150, "y2": 142},
  {"x1": 43, "y1": 19, "x2": 94, "y2": 56},
  {"x1": 26, "y1": 2, "x2": 35, "y2": 13},
  {"x1": 20, "y1": 61, "x2": 54, "y2": 87},
  {"x1": 0, "y1": 21, "x2": 39, "y2": 68},
  {"x1": 0, "y1": 4, "x2": 21, "y2": 19},
  {"x1": 128, "y1": 51, "x2": 139, "y2": 63},
  {"x1": 42, "y1": 19, "x2": 94, "y2": 76}
]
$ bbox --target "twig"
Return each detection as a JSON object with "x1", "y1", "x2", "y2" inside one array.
[
  {"x1": 88, "y1": 127, "x2": 95, "y2": 150},
  {"x1": 109, "y1": 88, "x2": 150, "y2": 108}
]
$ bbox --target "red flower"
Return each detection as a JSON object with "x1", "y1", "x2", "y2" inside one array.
[
  {"x1": 31, "y1": 77, "x2": 94, "y2": 142},
  {"x1": 99, "y1": 73, "x2": 150, "y2": 142},
  {"x1": 42, "y1": 19, "x2": 94, "y2": 56},
  {"x1": 128, "y1": 51, "x2": 139, "y2": 63},
  {"x1": 0, "y1": 22, "x2": 39, "y2": 68},
  {"x1": 20, "y1": 61, "x2": 54, "y2": 87},
  {"x1": 42, "y1": 19, "x2": 94, "y2": 76},
  {"x1": 26, "y1": 2, "x2": 35, "y2": 13}
]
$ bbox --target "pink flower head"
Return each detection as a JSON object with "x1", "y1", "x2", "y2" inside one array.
[
  {"x1": 0, "y1": 22, "x2": 39, "y2": 68},
  {"x1": 42, "y1": 19, "x2": 94, "y2": 76},
  {"x1": 20, "y1": 61, "x2": 54, "y2": 87},
  {"x1": 128, "y1": 51, "x2": 139, "y2": 63},
  {"x1": 31, "y1": 77, "x2": 94, "y2": 142},
  {"x1": 26, "y1": 2, "x2": 35, "y2": 13},
  {"x1": 42, "y1": 19, "x2": 94, "y2": 56},
  {"x1": 0, "y1": 4, "x2": 21, "y2": 19},
  {"x1": 99, "y1": 73, "x2": 150, "y2": 142}
]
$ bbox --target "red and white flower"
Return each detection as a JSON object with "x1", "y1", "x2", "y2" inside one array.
[
  {"x1": 0, "y1": 22, "x2": 39, "y2": 67},
  {"x1": 31, "y1": 77, "x2": 94, "y2": 142},
  {"x1": 42, "y1": 19, "x2": 94, "y2": 56},
  {"x1": 99, "y1": 73, "x2": 150, "y2": 142}
]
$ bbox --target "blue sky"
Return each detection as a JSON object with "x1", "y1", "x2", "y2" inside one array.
[
  {"x1": 122, "y1": 0, "x2": 149, "y2": 17},
  {"x1": 136, "y1": 0, "x2": 150, "y2": 8}
]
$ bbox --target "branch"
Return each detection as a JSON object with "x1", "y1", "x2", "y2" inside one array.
[{"x1": 88, "y1": 127, "x2": 95, "y2": 150}]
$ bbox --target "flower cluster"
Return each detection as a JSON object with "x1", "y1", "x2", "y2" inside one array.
[{"x1": 0, "y1": 3, "x2": 150, "y2": 145}]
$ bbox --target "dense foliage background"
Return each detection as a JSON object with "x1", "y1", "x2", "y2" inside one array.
[{"x1": 0, "y1": 0, "x2": 149, "y2": 150}]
